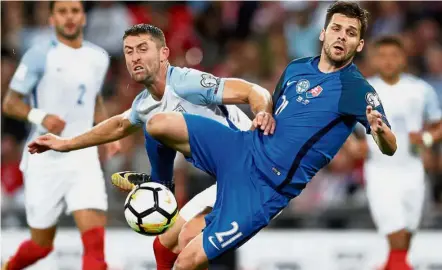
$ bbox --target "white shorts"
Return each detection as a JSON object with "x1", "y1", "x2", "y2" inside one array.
[
  {"x1": 23, "y1": 166, "x2": 108, "y2": 229},
  {"x1": 179, "y1": 184, "x2": 216, "y2": 222},
  {"x1": 365, "y1": 170, "x2": 425, "y2": 235}
]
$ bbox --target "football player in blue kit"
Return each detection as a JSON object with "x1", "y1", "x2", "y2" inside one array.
[{"x1": 142, "y1": 2, "x2": 397, "y2": 269}]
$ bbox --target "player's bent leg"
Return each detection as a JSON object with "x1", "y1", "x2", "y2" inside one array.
[
  {"x1": 178, "y1": 207, "x2": 211, "y2": 251},
  {"x1": 4, "y1": 227, "x2": 56, "y2": 270},
  {"x1": 153, "y1": 216, "x2": 185, "y2": 270},
  {"x1": 73, "y1": 209, "x2": 107, "y2": 270},
  {"x1": 174, "y1": 233, "x2": 209, "y2": 270},
  {"x1": 146, "y1": 112, "x2": 191, "y2": 156}
]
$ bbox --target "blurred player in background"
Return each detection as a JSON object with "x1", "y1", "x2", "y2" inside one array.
[
  {"x1": 28, "y1": 23, "x2": 274, "y2": 270},
  {"x1": 29, "y1": 2, "x2": 398, "y2": 269},
  {"x1": 357, "y1": 36, "x2": 442, "y2": 270},
  {"x1": 1, "y1": 1, "x2": 118, "y2": 269}
]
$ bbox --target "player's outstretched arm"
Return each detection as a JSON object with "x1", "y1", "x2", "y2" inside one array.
[
  {"x1": 366, "y1": 105, "x2": 397, "y2": 156},
  {"x1": 28, "y1": 112, "x2": 139, "y2": 154},
  {"x1": 222, "y1": 79, "x2": 275, "y2": 135}
]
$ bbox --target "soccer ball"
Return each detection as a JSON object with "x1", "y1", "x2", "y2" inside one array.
[{"x1": 124, "y1": 182, "x2": 178, "y2": 236}]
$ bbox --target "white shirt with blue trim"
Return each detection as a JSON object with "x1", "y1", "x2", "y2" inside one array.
[
  {"x1": 9, "y1": 39, "x2": 109, "y2": 171},
  {"x1": 365, "y1": 74, "x2": 442, "y2": 174},
  {"x1": 125, "y1": 65, "x2": 252, "y2": 132}
]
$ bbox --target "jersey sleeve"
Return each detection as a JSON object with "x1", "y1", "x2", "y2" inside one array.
[
  {"x1": 339, "y1": 77, "x2": 391, "y2": 134},
  {"x1": 126, "y1": 91, "x2": 147, "y2": 126},
  {"x1": 170, "y1": 67, "x2": 225, "y2": 105},
  {"x1": 144, "y1": 132, "x2": 177, "y2": 192},
  {"x1": 422, "y1": 82, "x2": 442, "y2": 123},
  {"x1": 96, "y1": 50, "x2": 110, "y2": 93},
  {"x1": 9, "y1": 46, "x2": 47, "y2": 95}
]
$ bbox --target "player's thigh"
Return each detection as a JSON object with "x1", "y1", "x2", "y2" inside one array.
[
  {"x1": 366, "y1": 177, "x2": 406, "y2": 235},
  {"x1": 180, "y1": 184, "x2": 216, "y2": 222},
  {"x1": 179, "y1": 207, "x2": 212, "y2": 250},
  {"x1": 182, "y1": 113, "x2": 248, "y2": 176},
  {"x1": 23, "y1": 171, "x2": 66, "y2": 229},
  {"x1": 158, "y1": 215, "x2": 186, "y2": 252},
  {"x1": 202, "y1": 169, "x2": 289, "y2": 260},
  {"x1": 404, "y1": 180, "x2": 425, "y2": 232},
  {"x1": 146, "y1": 112, "x2": 191, "y2": 156},
  {"x1": 175, "y1": 233, "x2": 209, "y2": 270},
  {"x1": 65, "y1": 167, "x2": 108, "y2": 232}
]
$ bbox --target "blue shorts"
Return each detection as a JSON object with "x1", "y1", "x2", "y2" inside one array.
[{"x1": 183, "y1": 114, "x2": 291, "y2": 260}]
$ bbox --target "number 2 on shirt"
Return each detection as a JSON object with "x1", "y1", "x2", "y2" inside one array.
[{"x1": 77, "y1": 84, "x2": 86, "y2": 105}]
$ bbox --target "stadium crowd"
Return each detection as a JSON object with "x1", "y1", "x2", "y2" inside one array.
[{"x1": 2, "y1": 1, "x2": 442, "y2": 229}]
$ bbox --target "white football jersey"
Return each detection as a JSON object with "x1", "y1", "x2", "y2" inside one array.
[
  {"x1": 9, "y1": 38, "x2": 110, "y2": 172},
  {"x1": 127, "y1": 65, "x2": 252, "y2": 131},
  {"x1": 365, "y1": 74, "x2": 441, "y2": 172}
]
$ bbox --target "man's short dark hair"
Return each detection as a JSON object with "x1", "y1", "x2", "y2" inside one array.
[
  {"x1": 49, "y1": 1, "x2": 85, "y2": 13},
  {"x1": 324, "y1": 1, "x2": 369, "y2": 39},
  {"x1": 373, "y1": 36, "x2": 405, "y2": 51},
  {"x1": 123, "y1": 24, "x2": 166, "y2": 47}
]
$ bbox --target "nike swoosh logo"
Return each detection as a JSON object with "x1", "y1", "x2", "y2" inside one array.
[
  {"x1": 208, "y1": 236, "x2": 220, "y2": 250},
  {"x1": 286, "y1": 80, "x2": 297, "y2": 86}
]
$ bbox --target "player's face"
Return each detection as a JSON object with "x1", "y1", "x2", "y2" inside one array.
[
  {"x1": 375, "y1": 45, "x2": 405, "y2": 79},
  {"x1": 123, "y1": 34, "x2": 168, "y2": 84},
  {"x1": 50, "y1": 1, "x2": 85, "y2": 40},
  {"x1": 320, "y1": 14, "x2": 364, "y2": 66}
]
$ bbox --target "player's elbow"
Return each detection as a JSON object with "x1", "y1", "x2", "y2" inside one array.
[
  {"x1": 382, "y1": 144, "x2": 397, "y2": 156},
  {"x1": 2, "y1": 94, "x2": 15, "y2": 116}
]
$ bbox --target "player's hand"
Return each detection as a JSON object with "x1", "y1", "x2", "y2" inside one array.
[
  {"x1": 28, "y1": 133, "x2": 71, "y2": 154},
  {"x1": 42, "y1": 114, "x2": 66, "y2": 135},
  {"x1": 366, "y1": 106, "x2": 385, "y2": 135},
  {"x1": 409, "y1": 132, "x2": 423, "y2": 146},
  {"x1": 103, "y1": 141, "x2": 121, "y2": 161},
  {"x1": 252, "y1": 111, "x2": 276, "y2": 135}
]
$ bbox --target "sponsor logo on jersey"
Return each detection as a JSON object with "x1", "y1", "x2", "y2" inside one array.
[{"x1": 173, "y1": 104, "x2": 187, "y2": 113}]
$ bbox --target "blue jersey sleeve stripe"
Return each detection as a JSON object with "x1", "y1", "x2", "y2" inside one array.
[
  {"x1": 31, "y1": 86, "x2": 38, "y2": 108},
  {"x1": 276, "y1": 116, "x2": 344, "y2": 192}
]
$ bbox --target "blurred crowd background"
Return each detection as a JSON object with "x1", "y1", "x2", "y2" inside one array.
[{"x1": 2, "y1": 1, "x2": 442, "y2": 230}]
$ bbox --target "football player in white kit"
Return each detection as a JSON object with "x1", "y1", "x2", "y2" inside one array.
[
  {"x1": 358, "y1": 36, "x2": 442, "y2": 270},
  {"x1": 27, "y1": 24, "x2": 274, "y2": 269},
  {"x1": 2, "y1": 2, "x2": 118, "y2": 270}
]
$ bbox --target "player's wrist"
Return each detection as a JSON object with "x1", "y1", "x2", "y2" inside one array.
[
  {"x1": 27, "y1": 108, "x2": 47, "y2": 125},
  {"x1": 422, "y1": 131, "x2": 434, "y2": 148}
]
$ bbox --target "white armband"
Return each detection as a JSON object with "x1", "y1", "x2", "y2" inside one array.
[
  {"x1": 422, "y1": 131, "x2": 434, "y2": 148},
  {"x1": 27, "y1": 108, "x2": 47, "y2": 125}
]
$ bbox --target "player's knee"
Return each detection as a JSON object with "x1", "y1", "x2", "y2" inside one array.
[
  {"x1": 30, "y1": 227, "x2": 56, "y2": 248},
  {"x1": 178, "y1": 222, "x2": 195, "y2": 250},
  {"x1": 146, "y1": 113, "x2": 170, "y2": 138},
  {"x1": 174, "y1": 253, "x2": 197, "y2": 270}
]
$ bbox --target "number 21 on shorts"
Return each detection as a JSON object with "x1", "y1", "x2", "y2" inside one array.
[{"x1": 208, "y1": 221, "x2": 243, "y2": 250}]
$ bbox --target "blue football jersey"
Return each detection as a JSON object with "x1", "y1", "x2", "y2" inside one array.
[{"x1": 252, "y1": 56, "x2": 390, "y2": 196}]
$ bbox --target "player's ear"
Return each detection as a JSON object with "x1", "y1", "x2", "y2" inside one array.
[
  {"x1": 49, "y1": 14, "x2": 55, "y2": 27},
  {"x1": 356, "y1": 39, "x2": 365, "y2": 53},
  {"x1": 319, "y1": 29, "x2": 325, "y2": 42},
  {"x1": 81, "y1": 13, "x2": 87, "y2": 27},
  {"x1": 160, "y1": 46, "x2": 170, "y2": 62}
]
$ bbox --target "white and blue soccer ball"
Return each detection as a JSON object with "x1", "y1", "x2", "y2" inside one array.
[{"x1": 124, "y1": 182, "x2": 178, "y2": 236}]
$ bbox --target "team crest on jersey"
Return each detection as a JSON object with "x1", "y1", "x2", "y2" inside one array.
[
  {"x1": 173, "y1": 104, "x2": 187, "y2": 113},
  {"x1": 296, "y1": 79, "x2": 310, "y2": 94},
  {"x1": 306, "y1": 86, "x2": 323, "y2": 99},
  {"x1": 365, "y1": 92, "x2": 381, "y2": 107}
]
